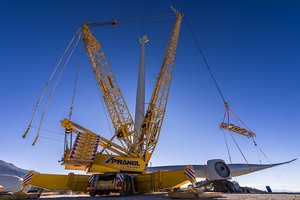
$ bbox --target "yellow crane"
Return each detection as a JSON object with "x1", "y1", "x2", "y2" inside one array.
[
  {"x1": 58, "y1": 8, "x2": 183, "y2": 174},
  {"x1": 21, "y1": 8, "x2": 197, "y2": 196}
]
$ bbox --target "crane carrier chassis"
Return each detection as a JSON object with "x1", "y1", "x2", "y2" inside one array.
[{"x1": 21, "y1": 167, "x2": 195, "y2": 196}]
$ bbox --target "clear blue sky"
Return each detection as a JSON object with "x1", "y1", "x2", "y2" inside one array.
[{"x1": 0, "y1": 0, "x2": 299, "y2": 192}]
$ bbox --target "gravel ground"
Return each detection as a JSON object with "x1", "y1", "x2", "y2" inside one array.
[{"x1": 40, "y1": 193, "x2": 300, "y2": 200}]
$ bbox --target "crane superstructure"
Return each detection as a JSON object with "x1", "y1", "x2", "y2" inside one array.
[{"x1": 59, "y1": 8, "x2": 183, "y2": 174}]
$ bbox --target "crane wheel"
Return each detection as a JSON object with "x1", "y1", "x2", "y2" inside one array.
[{"x1": 89, "y1": 191, "x2": 96, "y2": 197}]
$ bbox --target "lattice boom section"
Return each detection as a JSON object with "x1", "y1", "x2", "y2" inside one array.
[
  {"x1": 141, "y1": 13, "x2": 183, "y2": 163},
  {"x1": 69, "y1": 132, "x2": 101, "y2": 161},
  {"x1": 82, "y1": 24, "x2": 139, "y2": 155}
]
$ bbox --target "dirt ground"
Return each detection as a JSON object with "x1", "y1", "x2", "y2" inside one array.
[{"x1": 39, "y1": 193, "x2": 300, "y2": 200}]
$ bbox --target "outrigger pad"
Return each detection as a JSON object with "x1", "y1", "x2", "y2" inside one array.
[
  {"x1": 220, "y1": 122, "x2": 256, "y2": 138},
  {"x1": 68, "y1": 132, "x2": 101, "y2": 162}
]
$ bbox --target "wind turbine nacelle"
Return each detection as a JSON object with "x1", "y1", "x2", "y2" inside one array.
[{"x1": 204, "y1": 159, "x2": 231, "y2": 181}]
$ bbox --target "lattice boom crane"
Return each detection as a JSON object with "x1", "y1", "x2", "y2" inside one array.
[
  {"x1": 24, "y1": 8, "x2": 184, "y2": 174},
  {"x1": 60, "y1": 9, "x2": 183, "y2": 173}
]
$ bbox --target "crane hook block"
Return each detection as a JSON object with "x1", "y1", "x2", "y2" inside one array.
[
  {"x1": 61, "y1": 119, "x2": 73, "y2": 134},
  {"x1": 220, "y1": 122, "x2": 256, "y2": 138}
]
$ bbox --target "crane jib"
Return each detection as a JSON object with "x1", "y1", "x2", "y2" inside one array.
[{"x1": 140, "y1": 12, "x2": 183, "y2": 163}]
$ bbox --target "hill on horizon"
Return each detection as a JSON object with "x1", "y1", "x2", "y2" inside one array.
[{"x1": 0, "y1": 160, "x2": 27, "y2": 178}]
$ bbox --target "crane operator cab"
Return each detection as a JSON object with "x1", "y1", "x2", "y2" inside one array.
[{"x1": 86, "y1": 173, "x2": 135, "y2": 197}]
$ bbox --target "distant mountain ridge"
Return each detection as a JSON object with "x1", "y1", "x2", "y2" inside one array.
[{"x1": 0, "y1": 160, "x2": 27, "y2": 178}]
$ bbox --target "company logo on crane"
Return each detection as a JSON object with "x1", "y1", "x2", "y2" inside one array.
[{"x1": 104, "y1": 157, "x2": 140, "y2": 166}]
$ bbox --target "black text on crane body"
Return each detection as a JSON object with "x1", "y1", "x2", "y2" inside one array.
[{"x1": 104, "y1": 157, "x2": 140, "y2": 166}]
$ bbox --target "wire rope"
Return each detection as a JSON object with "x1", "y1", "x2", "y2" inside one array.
[
  {"x1": 222, "y1": 129, "x2": 232, "y2": 164},
  {"x1": 184, "y1": 17, "x2": 226, "y2": 103},
  {"x1": 39, "y1": 135, "x2": 64, "y2": 143},
  {"x1": 229, "y1": 133, "x2": 249, "y2": 166},
  {"x1": 65, "y1": 41, "x2": 82, "y2": 150},
  {"x1": 32, "y1": 31, "x2": 82, "y2": 146},
  {"x1": 22, "y1": 28, "x2": 81, "y2": 139},
  {"x1": 184, "y1": 16, "x2": 270, "y2": 166},
  {"x1": 30, "y1": 126, "x2": 64, "y2": 135}
]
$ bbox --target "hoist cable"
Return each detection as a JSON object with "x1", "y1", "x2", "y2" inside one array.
[
  {"x1": 259, "y1": 147, "x2": 271, "y2": 163},
  {"x1": 222, "y1": 130, "x2": 232, "y2": 164},
  {"x1": 251, "y1": 138, "x2": 262, "y2": 164},
  {"x1": 68, "y1": 59, "x2": 80, "y2": 121},
  {"x1": 117, "y1": 14, "x2": 174, "y2": 22},
  {"x1": 227, "y1": 106, "x2": 252, "y2": 132},
  {"x1": 30, "y1": 126, "x2": 64, "y2": 135},
  {"x1": 86, "y1": 44, "x2": 115, "y2": 152},
  {"x1": 32, "y1": 32, "x2": 82, "y2": 146},
  {"x1": 87, "y1": 45, "x2": 115, "y2": 136},
  {"x1": 222, "y1": 107, "x2": 231, "y2": 124},
  {"x1": 229, "y1": 133, "x2": 249, "y2": 166},
  {"x1": 22, "y1": 28, "x2": 81, "y2": 139},
  {"x1": 64, "y1": 41, "x2": 81, "y2": 151},
  {"x1": 184, "y1": 16, "x2": 255, "y2": 134},
  {"x1": 117, "y1": 14, "x2": 174, "y2": 26},
  {"x1": 99, "y1": 92, "x2": 114, "y2": 138},
  {"x1": 184, "y1": 16, "x2": 267, "y2": 165},
  {"x1": 118, "y1": 16, "x2": 175, "y2": 27},
  {"x1": 184, "y1": 17, "x2": 249, "y2": 164},
  {"x1": 251, "y1": 138, "x2": 272, "y2": 164},
  {"x1": 266, "y1": 160, "x2": 288, "y2": 192},
  {"x1": 89, "y1": 14, "x2": 175, "y2": 28},
  {"x1": 184, "y1": 17, "x2": 226, "y2": 103},
  {"x1": 39, "y1": 135, "x2": 64, "y2": 143},
  {"x1": 88, "y1": 50, "x2": 114, "y2": 137},
  {"x1": 252, "y1": 139, "x2": 262, "y2": 164}
]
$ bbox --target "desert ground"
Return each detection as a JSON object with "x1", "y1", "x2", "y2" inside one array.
[{"x1": 39, "y1": 193, "x2": 300, "y2": 200}]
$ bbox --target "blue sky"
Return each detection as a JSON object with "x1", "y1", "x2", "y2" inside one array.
[{"x1": 0, "y1": 0, "x2": 299, "y2": 192}]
